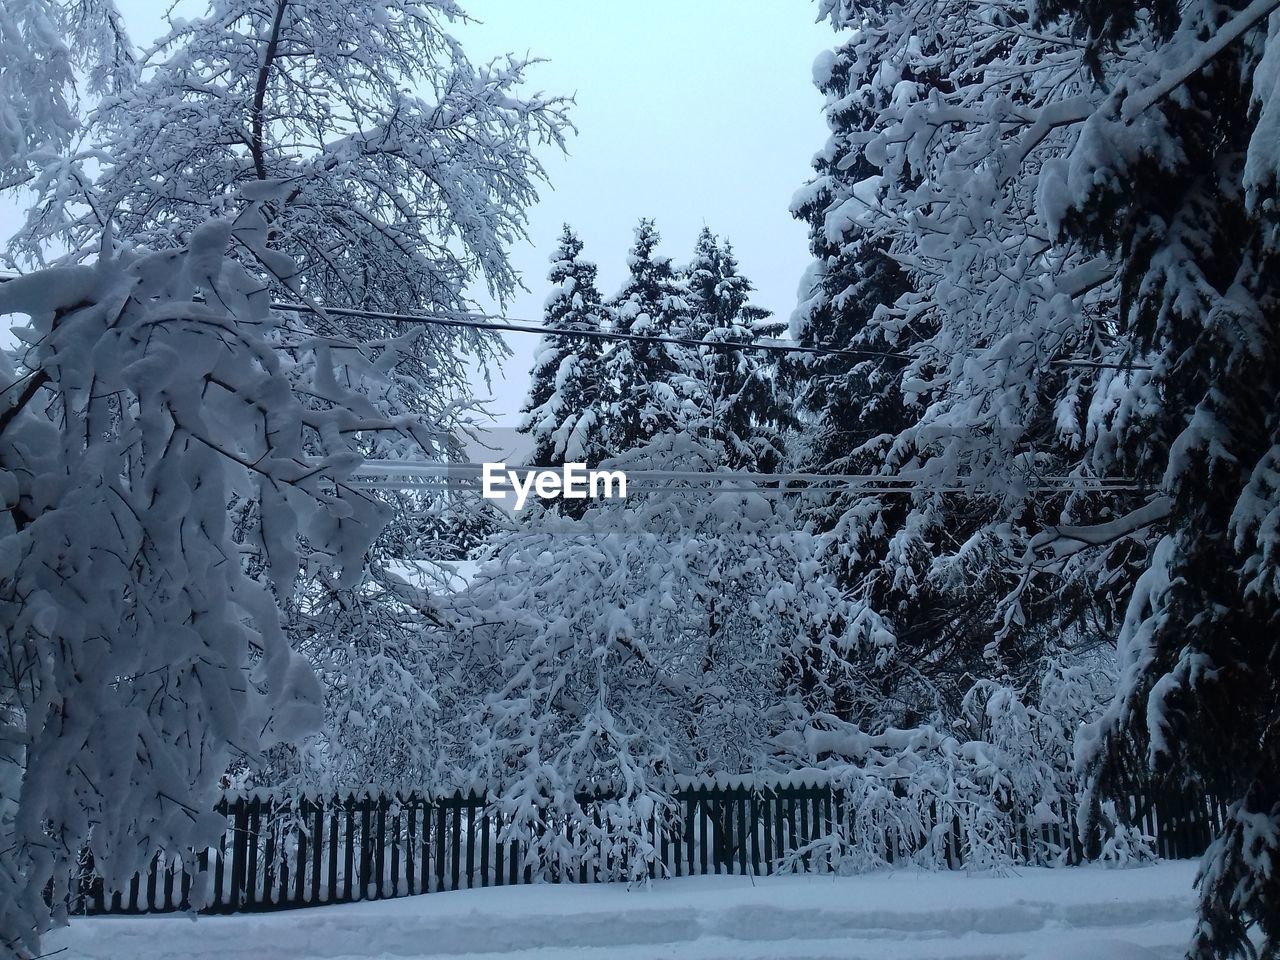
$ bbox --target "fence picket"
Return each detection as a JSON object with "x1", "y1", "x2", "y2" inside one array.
[
  {"x1": 419, "y1": 800, "x2": 430, "y2": 894},
  {"x1": 229, "y1": 798, "x2": 247, "y2": 912},
  {"x1": 296, "y1": 799, "x2": 309, "y2": 905},
  {"x1": 481, "y1": 800, "x2": 491, "y2": 887},
  {"x1": 466, "y1": 792, "x2": 477, "y2": 888},
  {"x1": 262, "y1": 802, "x2": 276, "y2": 908},
  {"x1": 311, "y1": 799, "x2": 323, "y2": 904},
  {"x1": 389, "y1": 799, "x2": 400, "y2": 899}
]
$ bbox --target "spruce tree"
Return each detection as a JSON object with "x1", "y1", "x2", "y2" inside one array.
[
  {"x1": 684, "y1": 226, "x2": 724, "y2": 340},
  {"x1": 1042, "y1": 1, "x2": 1280, "y2": 953},
  {"x1": 518, "y1": 225, "x2": 608, "y2": 468},
  {"x1": 600, "y1": 219, "x2": 692, "y2": 455},
  {"x1": 683, "y1": 229, "x2": 790, "y2": 472},
  {"x1": 788, "y1": 25, "x2": 975, "y2": 726}
]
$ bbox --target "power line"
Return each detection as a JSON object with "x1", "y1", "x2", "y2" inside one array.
[
  {"x1": 267, "y1": 298, "x2": 1155, "y2": 370},
  {"x1": 349, "y1": 461, "x2": 1140, "y2": 487},
  {"x1": 1, "y1": 272, "x2": 1155, "y2": 370},
  {"x1": 347, "y1": 475, "x2": 1145, "y2": 497},
  {"x1": 265, "y1": 298, "x2": 913, "y2": 363},
  {"x1": 357, "y1": 483, "x2": 1146, "y2": 497}
]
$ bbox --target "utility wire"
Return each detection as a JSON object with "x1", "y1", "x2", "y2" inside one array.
[
  {"x1": 0, "y1": 273, "x2": 1153, "y2": 370},
  {"x1": 360, "y1": 484, "x2": 1147, "y2": 497},
  {"x1": 350, "y1": 480, "x2": 1147, "y2": 496},
  {"x1": 264, "y1": 298, "x2": 912, "y2": 363},
  {"x1": 266, "y1": 298, "x2": 1156, "y2": 370},
  {"x1": 349, "y1": 461, "x2": 1140, "y2": 487}
]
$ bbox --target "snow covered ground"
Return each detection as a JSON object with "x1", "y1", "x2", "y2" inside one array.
[{"x1": 49, "y1": 860, "x2": 1200, "y2": 960}]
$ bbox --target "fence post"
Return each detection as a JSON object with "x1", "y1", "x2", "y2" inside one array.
[
  {"x1": 262, "y1": 797, "x2": 276, "y2": 908},
  {"x1": 343, "y1": 794, "x2": 356, "y2": 901},
  {"x1": 373, "y1": 793, "x2": 387, "y2": 900},
  {"x1": 390, "y1": 795, "x2": 401, "y2": 899},
  {"x1": 467, "y1": 790, "x2": 478, "y2": 888}
]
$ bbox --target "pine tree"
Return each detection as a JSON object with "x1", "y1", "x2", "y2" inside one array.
[
  {"x1": 600, "y1": 219, "x2": 693, "y2": 455},
  {"x1": 790, "y1": 0, "x2": 1157, "y2": 733},
  {"x1": 518, "y1": 225, "x2": 608, "y2": 469},
  {"x1": 1042, "y1": 1, "x2": 1280, "y2": 953},
  {"x1": 788, "y1": 17, "x2": 985, "y2": 727},
  {"x1": 682, "y1": 229, "x2": 790, "y2": 472},
  {"x1": 802, "y1": 0, "x2": 1280, "y2": 948},
  {"x1": 684, "y1": 227, "x2": 724, "y2": 340}
]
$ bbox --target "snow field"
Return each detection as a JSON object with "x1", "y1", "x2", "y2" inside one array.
[{"x1": 49, "y1": 860, "x2": 1199, "y2": 960}]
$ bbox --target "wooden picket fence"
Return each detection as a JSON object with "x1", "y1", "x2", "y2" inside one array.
[{"x1": 66, "y1": 778, "x2": 1224, "y2": 917}]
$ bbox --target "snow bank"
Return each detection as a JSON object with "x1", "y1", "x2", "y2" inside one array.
[
  {"x1": 1025, "y1": 941, "x2": 1160, "y2": 960},
  {"x1": 49, "y1": 860, "x2": 1199, "y2": 960}
]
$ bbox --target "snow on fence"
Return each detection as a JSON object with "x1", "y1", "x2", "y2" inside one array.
[{"x1": 64, "y1": 778, "x2": 1224, "y2": 916}]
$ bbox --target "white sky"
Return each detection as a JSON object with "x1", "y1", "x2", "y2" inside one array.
[{"x1": 1, "y1": 1, "x2": 836, "y2": 433}]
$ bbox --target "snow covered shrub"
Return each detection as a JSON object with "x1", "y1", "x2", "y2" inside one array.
[
  {"x1": 0, "y1": 202, "x2": 417, "y2": 956},
  {"x1": 1096, "y1": 802, "x2": 1157, "y2": 868},
  {"x1": 772, "y1": 652, "x2": 1115, "y2": 875},
  {"x1": 445, "y1": 436, "x2": 854, "y2": 879}
]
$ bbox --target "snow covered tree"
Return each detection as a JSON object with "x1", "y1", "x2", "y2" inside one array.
[
  {"x1": 0, "y1": 0, "x2": 132, "y2": 192},
  {"x1": 787, "y1": 25, "x2": 932, "y2": 725},
  {"x1": 599, "y1": 219, "x2": 693, "y2": 455},
  {"x1": 790, "y1": 0, "x2": 1160, "y2": 732},
  {"x1": 518, "y1": 225, "x2": 609, "y2": 472},
  {"x1": 1043, "y1": 1, "x2": 1280, "y2": 953},
  {"x1": 788, "y1": 26, "x2": 915, "y2": 527},
  {"x1": 805, "y1": 0, "x2": 1280, "y2": 948},
  {"x1": 681, "y1": 230, "x2": 791, "y2": 472},
  {"x1": 420, "y1": 493, "x2": 505, "y2": 561},
  {"x1": 788, "y1": 8, "x2": 994, "y2": 726},
  {"x1": 684, "y1": 228, "x2": 770, "y2": 336},
  {"x1": 3, "y1": 0, "x2": 571, "y2": 793},
  {"x1": 683, "y1": 227, "x2": 727, "y2": 340},
  {"x1": 10, "y1": 0, "x2": 571, "y2": 424},
  {"x1": 0, "y1": 201, "x2": 414, "y2": 956},
  {"x1": 447, "y1": 435, "x2": 855, "y2": 879}
]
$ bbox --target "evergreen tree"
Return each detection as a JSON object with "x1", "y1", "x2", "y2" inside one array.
[
  {"x1": 803, "y1": 0, "x2": 1280, "y2": 949},
  {"x1": 600, "y1": 219, "x2": 693, "y2": 455},
  {"x1": 682, "y1": 229, "x2": 790, "y2": 472},
  {"x1": 788, "y1": 18, "x2": 995, "y2": 727},
  {"x1": 683, "y1": 226, "x2": 724, "y2": 340},
  {"x1": 1042, "y1": 0, "x2": 1280, "y2": 953},
  {"x1": 518, "y1": 225, "x2": 608, "y2": 469}
]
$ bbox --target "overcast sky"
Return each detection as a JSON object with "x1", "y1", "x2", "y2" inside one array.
[
  {"x1": 461, "y1": 2, "x2": 835, "y2": 430},
  {"x1": 2, "y1": 1, "x2": 837, "y2": 437}
]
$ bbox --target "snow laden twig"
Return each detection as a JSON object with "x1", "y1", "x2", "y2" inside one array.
[{"x1": 0, "y1": 202, "x2": 419, "y2": 957}]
